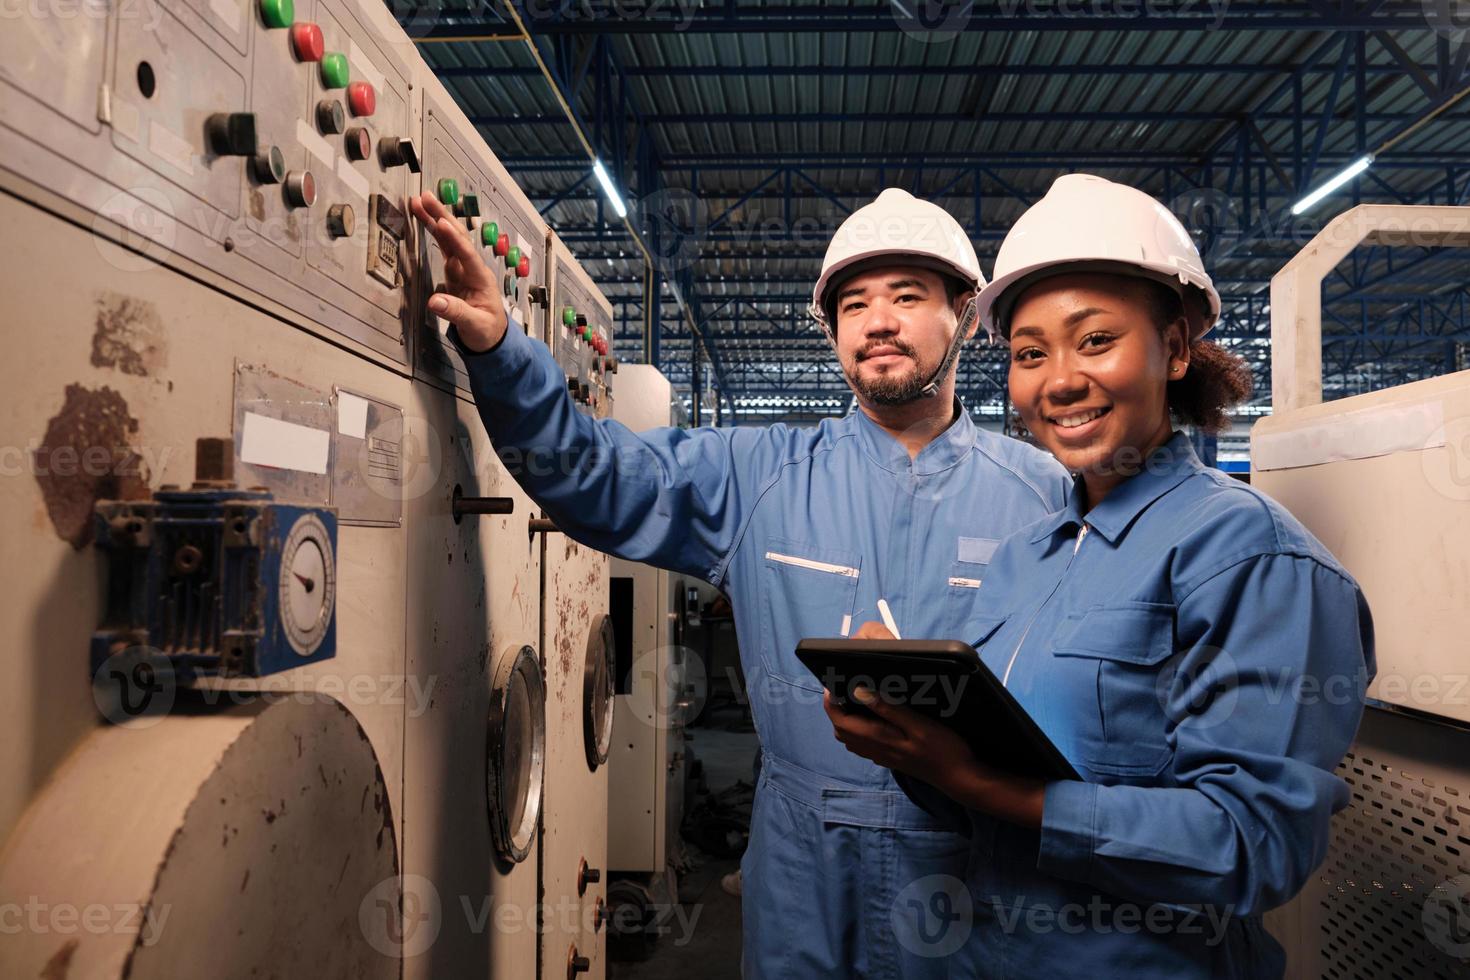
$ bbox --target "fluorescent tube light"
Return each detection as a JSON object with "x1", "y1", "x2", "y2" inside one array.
[
  {"x1": 592, "y1": 159, "x2": 628, "y2": 218},
  {"x1": 1291, "y1": 155, "x2": 1374, "y2": 215}
]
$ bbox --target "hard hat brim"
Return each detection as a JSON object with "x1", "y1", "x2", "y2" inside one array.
[{"x1": 979, "y1": 259, "x2": 1221, "y2": 342}]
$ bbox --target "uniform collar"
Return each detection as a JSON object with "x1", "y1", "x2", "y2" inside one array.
[
  {"x1": 851, "y1": 399, "x2": 976, "y2": 475},
  {"x1": 1028, "y1": 431, "x2": 1204, "y2": 544}
]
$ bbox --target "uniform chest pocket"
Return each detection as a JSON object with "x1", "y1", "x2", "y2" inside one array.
[
  {"x1": 757, "y1": 538, "x2": 861, "y2": 692},
  {"x1": 1051, "y1": 602, "x2": 1177, "y2": 778}
]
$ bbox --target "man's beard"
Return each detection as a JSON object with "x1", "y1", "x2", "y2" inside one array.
[{"x1": 845, "y1": 340, "x2": 932, "y2": 405}]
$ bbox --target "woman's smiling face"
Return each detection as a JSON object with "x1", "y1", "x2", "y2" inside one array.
[{"x1": 1006, "y1": 272, "x2": 1189, "y2": 501}]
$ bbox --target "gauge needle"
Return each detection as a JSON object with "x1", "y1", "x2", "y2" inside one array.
[{"x1": 293, "y1": 571, "x2": 316, "y2": 593}]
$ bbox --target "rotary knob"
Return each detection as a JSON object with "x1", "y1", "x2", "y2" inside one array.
[
  {"x1": 378, "y1": 136, "x2": 420, "y2": 172},
  {"x1": 205, "y1": 112, "x2": 256, "y2": 157}
]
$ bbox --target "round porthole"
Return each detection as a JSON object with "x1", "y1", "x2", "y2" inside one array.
[
  {"x1": 583, "y1": 614, "x2": 615, "y2": 770},
  {"x1": 487, "y1": 644, "x2": 545, "y2": 864}
]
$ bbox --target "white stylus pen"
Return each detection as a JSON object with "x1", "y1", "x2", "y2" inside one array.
[{"x1": 876, "y1": 599, "x2": 902, "y2": 639}]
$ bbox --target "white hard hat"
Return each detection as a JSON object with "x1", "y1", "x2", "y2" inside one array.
[
  {"x1": 809, "y1": 187, "x2": 984, "y2": 332},
  {"x1": 977, "y1": 173, "x2": 1221, "y2": 341}
]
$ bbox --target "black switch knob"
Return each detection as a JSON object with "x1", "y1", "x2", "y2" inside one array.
[
  {"x1": 529, "y1": 285, "x2": 548, "y2": 306},
  {"x1": 206, "y1": 113, "x2": 256, "y2": 156},
  {"x1": 378, "y1": 136, "x2": 421, "y2": 172},
  {"x1": 455, "y1": 192, "x2": 480, "y2": 219}
]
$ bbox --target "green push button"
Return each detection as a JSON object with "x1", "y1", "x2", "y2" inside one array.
[
  {"x1": 481, "y1": 221, "x2": 499, "y2": 248},
  {"x1": 437, "y1": 178, "x2": 459, "y2": 206},
  {"x1": 506, "y1": 245, "x2": 521, "y2": 266},
  {"x1": 563, "y1": 306, "x2": 576, "y2": 327},
  {"x1": 320, "y1": 52, "x2": 350, "y2": 89},
  {"x1": 582, "y1": 326, "x2": 593, "y2": 342},
  {"x1": 259, "y1": 0, "x2": 293, "y2": 29}
]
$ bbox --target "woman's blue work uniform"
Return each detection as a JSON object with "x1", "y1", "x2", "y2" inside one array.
[{"x1": 941, "y1": 432, "x2": 1375, "y2": 978}]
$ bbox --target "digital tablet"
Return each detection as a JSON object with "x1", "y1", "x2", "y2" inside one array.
[{"x1": 796, "y1": 638, "x2": 1079, "y2": 782}]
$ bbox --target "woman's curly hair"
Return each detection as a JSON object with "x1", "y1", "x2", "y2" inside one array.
[{"x1": 1144, "y1": 282, "x2": 1254, "y2": 433}]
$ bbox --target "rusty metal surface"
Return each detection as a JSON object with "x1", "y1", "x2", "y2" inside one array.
[{"x1": 540, "y1": 529, "x2": 611, "y2": 980}]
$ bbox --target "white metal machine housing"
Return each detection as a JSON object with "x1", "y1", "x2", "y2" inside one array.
[{"x1": 1254, "y1": 204, "x2": 1470, "y2": 979}]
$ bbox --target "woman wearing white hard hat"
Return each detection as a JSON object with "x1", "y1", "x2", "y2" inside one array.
[{"x1": 825, "y1": 174, "x2": 1375, "y2": 977}]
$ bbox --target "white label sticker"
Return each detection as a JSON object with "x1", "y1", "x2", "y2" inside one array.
[
  {"x1": 149, "y1": 120, "x2": 195, "y2": 176},
  {"x1": 337, "y1": 392, "x2": 370, "y2": 440},
  {"x1": 296, "y1": 117, "x2": 335, "y2": 170},
  {"x1": 210, "y1": 0, "x2": 242, "y2": 33},
  {"x1": 110, "y1": 95, "x2": 140, "y2": 143},
  {"x1": 240, "y1": 412, "x2": 330, "y2": 474},
  {"x1": 336, "y1": 156, "x2": 370, "y2": 202},
  {"x1": 348, "y1": 40, "x2": 386, "y2": 97}
]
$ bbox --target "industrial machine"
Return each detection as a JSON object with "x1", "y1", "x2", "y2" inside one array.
[
  {"x1": 602, "y1": 365, "x2": 696, "y2": 953},
  {"x1": 0, "y1": 0, "x2": 618, "y2": 975},
  {"x1": 1254, "y1": 206, "x2": 1470, "y2": 979},
  {"x1": 535, "y1": 231, "x2": 616, "y2": 980}
]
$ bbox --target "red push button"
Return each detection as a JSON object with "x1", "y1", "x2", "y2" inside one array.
[
  {"x1": 347, "y1": 81, "x2": 376, "y2": 117},
  {"x1": 515, "y1": 255, "x2": 530, "y2": 278},
  {"x1": 290, "y1": 22, "x2": 323, "y2": 62},
  {"x1": 494, "y1": 233, "x2": 509, "y2": 257}
]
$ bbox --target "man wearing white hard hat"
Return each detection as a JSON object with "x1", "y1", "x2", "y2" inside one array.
[
  {"x1": 825, "y1": 175, "x2": 1373, "y2": 977},
  {"x1": 410, "y1": 187, "x2": 1068, "y2": 978}
]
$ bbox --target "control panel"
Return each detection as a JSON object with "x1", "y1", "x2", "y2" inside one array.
[
  {"x1": 548, "y1": 232, "x2": 616, "y2": 418},
  {"x1": 0, "y1": 0, "x2": 419, "y2": 365},
  {"x1": 414, "y1": 84, "x2": 549, "y2": 395}
]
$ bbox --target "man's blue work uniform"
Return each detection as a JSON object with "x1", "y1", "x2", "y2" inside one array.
[{"x1": 451, "y1": 321, "x2": 1069, "y2": 978}]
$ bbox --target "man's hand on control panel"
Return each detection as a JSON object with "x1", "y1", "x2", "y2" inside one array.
[{"x1": 409, "y1": 191, "x2": 508, "y2": 353}]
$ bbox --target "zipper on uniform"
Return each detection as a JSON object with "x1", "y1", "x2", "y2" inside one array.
[
  {"x1": 1002, "y1": 522, "x2": 1089, "y2": 687},
  {"x1": 764, "y1": 551, "x2": 859, "y2": 578}
]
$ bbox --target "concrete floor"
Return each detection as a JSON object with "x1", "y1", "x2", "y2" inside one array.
[{"x1": 610, "y1": 719, "x2": 759, "y2": 980}]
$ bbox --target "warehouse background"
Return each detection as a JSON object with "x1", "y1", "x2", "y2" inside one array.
[{"x1": 409, "y1": 0, "x2": 1470, "y2": 475}]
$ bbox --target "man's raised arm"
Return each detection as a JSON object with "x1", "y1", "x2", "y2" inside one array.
[{"x1": 410, "y1": 191, "x2": 767, "y2": 584}]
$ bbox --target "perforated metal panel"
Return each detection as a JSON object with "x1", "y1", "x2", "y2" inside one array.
[{"x1": 1273, "y1": 706, "x2": 1470, "y2": 979}]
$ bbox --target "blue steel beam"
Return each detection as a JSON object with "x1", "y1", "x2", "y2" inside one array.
[
  {"x1": 415, "y1": 2, "x2": 1434, "y2": 37},
  {"x1": 424, "y1": 10, "x2": 1470, "y2": 416},
  {"x1": 433, "y1": 63, "x2": 1418, "y2": 79},
  {"x1": 474, "y1": 111, "x2": 1470, "y2": 127}
]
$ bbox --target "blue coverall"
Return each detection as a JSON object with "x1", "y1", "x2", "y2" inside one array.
[
  {"x1": 449, "y1": 321, "x2": 1069, "y2": 978},
  {"x1": 931, "y1": 432, "x2": 1375, "y2": 978}
]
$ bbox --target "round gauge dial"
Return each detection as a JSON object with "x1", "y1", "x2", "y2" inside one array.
[{"x1": 278, "y1": 512, "x2": 336, "y2": 657}]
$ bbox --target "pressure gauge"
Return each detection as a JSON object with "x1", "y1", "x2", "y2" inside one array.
[{"x1": 278, "y1": 512, "x2": 336, "y2": 657}]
